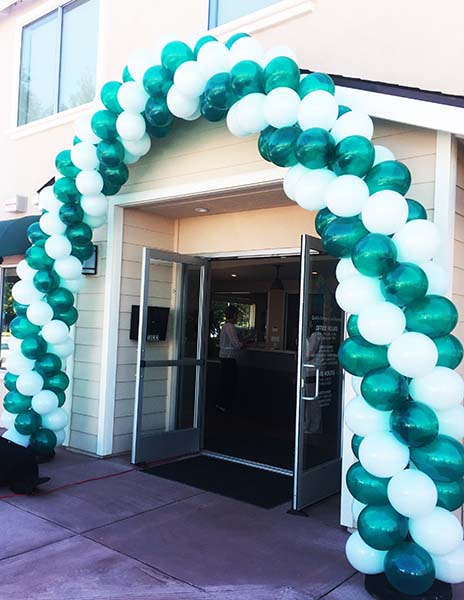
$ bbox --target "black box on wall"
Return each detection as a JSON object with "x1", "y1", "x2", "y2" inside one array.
[{"x1": 129, "y1": 305, "x2": 170, "y2": 341}]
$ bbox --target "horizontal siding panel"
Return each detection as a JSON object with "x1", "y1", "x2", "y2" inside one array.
[
  {"x1": 114, "y1": 398, "x2": 136, "y2": 418},
  {"x1": 76, "y1": 293, "x2": 104, "y2": 312},
  {"x1": 117, "y1": 346, "x2": 138, "y2": 365},
  {"x1": 372, "y1": 119, "x2": 414, "y2": 138},
  {"x1": 73, "y1": 361, "x2": 101, "y2": 383},
  {"x1": 74, "y1": 344, "x2": 101, "y2": 365},
  {"x1": 73, "y1": 378, "x2": 100, "y2": 401},
  {"x1": 408, "y1": 182, "x2": 435, "y2": 210},
  {"x1": 123, "y1": 225, "x2": 174, "y2": 250},
  {"x1": 123, "y1": 208, "x2": 175, "y2": 234},
  {"x1": 112, "y1": 433, "x2": 132, "y2": 455},
  {"x1": 71, "y1": 395, "x2": 99, "y2": 418},
  {"x1": 455, "y1": 213, "x2": 464, "y2": 243},
  {"x1": 68, "y1": 430, "x2": 97, "y2": 454},
  {"x1": 75, "y1": 327, "x2": 103, "y2": 346},
  {"x1": 373, "y1": 130, "x2": 436, "y2": 160},
  {"x1": 71, "y1": 413, "x2": 98, "y2": 436},
  {"x1": 401, "y1": 154, "x2": 436, "y2": 185},
  {"x1": 454, "y1": 241, "x2": 464, "y2": 270}
]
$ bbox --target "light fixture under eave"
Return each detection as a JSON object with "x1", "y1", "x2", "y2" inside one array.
[
  {"x1": 194, "y1": 207, "x2": 210, "y2": 214},
  {"x1": 231, "y1": 273, "x2": 237, "y2": 278}
]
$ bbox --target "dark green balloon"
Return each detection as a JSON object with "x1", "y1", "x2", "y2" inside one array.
[
  {"x1": 59, "y1": 203, "x2": 84, "y2": 225},
  {"x1": 315, "y1": 208, "x2": 337, "y2": 237},
  {"x1": 57, "y1": 391, "x2": 66, "y2": 407},
  {"x1": 194, "y1": 35, "x2": 217, "y2": 56},
  {"x1": 346, "y1": 461, "x2": 390, "y2": 505},
  {"x1": 29, "y1": 428, "x2": 57, "y2": 456},
  {"x1": 143, "y1": 66, "x2": 172, "y2": 96},
  {"x1": 99, "y1": 163, "x2": 129, "y2": 187},
  {"x1": 364, "y1": 160, "x2": 411, "y2": 195},
  {"x1": 332, "y1": 135, "x2": 374, "y2": 177},
  {"x1": 434, "y1": 334, "x2": 464, "y2": 369},
  {"x1": 411, "y1": 434, "x2": 464, "y2": 482},
  {"x1": 435, "y1": 479, "x2": 464, "y2": 512},
  {"x1": 97, "y1": 139, "x2": 125, "y2": 168},
  {"x1": 406, "y1": 198, "x2": 427, "y2": 222},
  {"x1": 66, "y1": 222, "x2": 93, "y2": 246},
  {"x1": 43, "y1": 371, "x2": 70, "y2": 393},
  {"x1": 101, "y1": 179, "x2": 121, "y2": 196},
  {"x1": 21, "y1": 335, "x2": 47, "y2": 360},
  {"x1": 145, "y1": 121, "x2": 172, "y2": 139},
  {"x1": 295, "y1": 128, "x2": 335, "y2": 169},
  {"x1": 122, "y1": 65, "x2": 134, "y2": 82},
  {"x1": 15, "y1": 410, "x2": 41, "y2": 435},
  {"x1": 339, "y1": 336, "x2": 389, "y2": 377},
  {"x1": 204, "y1": 73, "x2": 237, "y2": 110},
  {"x1": 54, "y1": 177, "x2": 80, "y2": 204},
  {"x1": 230, "y1": 60, "x2": 264, "y2": 97},
  {"x1": 338, "y1": 105, "x2": 351, "y2": 118},
  {"x1": 33, "y1": 269, "x2": 60, "y2": 293},
  {"x1": 10, "y1": 316, "x2": 40, "y2": 339},
  {"x1": 55, "y1": 150, "x2": 79, "y2": 178},
  {"x1": 351, "y1": 434, "x2": 363, "y2": 459},
  {"x1": 35, "y1": 353, "x2": 62, "y2": 377},
  {"x1": 346, "y1": 314, "x2": 360, "y2": 337},
  {"x1": 352, "y1": 233, "x2": 397, "y2": 277},
  {"x1": 100, "y1": 81, "x2": 122, "y2": 114},
  {"x1": 27, "y1": 221, "x2": 48, "y2": 244},
  {"x1": 25, "y1": 244, "x2": 54, "y2": 270},
  {"x1": 361, "y1": 367, "x2": 408, "y2": 411},
  {"x1": 264, "y1": 56, "x2": 300, "y2": 92},
  {"x1": 13, "y1": 301, "x2": 28, "y2": 317},
  {"x1": 47, "y1": 288, "x2": 74, "y2": 310},
  {"x1": 161, "y1": 41, "x2": 194, "y2": 74},
  {"x1": 4, "y1": 372, "x2": 19, "y2": 392},
  {"x1": 200, "y1": 98, "x2": 227, "y2": 122},
  {"x1": 257, "y1": 126, "x2": 277, "y2": 162},
  {"x1": 267, "y1": 126, "x2": 301, "y2": 167},
  {"x1": 91, "y1": 110, "x2": 118, "y2": 140},
  {"x1": 298, "y1": 72, "x2": 335, "y2": 98},
  {"x1": 381, "y1": 263, "x2": 428, "y2": 306},
  {"x1": 225, "y1": 32, "x2": 249, "y2": 49},
  {"x1": 322, "y1": 216, "x2": 368, "y2": 258},
  {"x1": 4, "y1": 391, "x2": 31, "y2": 413},
  {"x1": 72, "y1": 242, "x2": 94, "y2": 261},
  {"x1": 384, "y1": 542, "x2": 435, "y2": 596},
  {"x1": 145, "y1": 95, "x2": 173, "y2": 128},
  {"x1": 404, "y1": 295, "x2": 458, "y2": 338},
  {"x1": 54, "y1": 306, "x2": 78, "y2": 326},
  {"x1": 391, "y1": 401, "x2": 439, "y2": 448},
  {"x1": 358, "y1": 505, "x2": 408, "y2": 550}
]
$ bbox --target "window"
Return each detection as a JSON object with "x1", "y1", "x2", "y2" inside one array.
[
  {"x1": 209, "y1": 0, "x2": 282, "y2": 27},
  {"x1": 18, "y1": 0, "x2": 99, "y2": 126},
  {"x1": 0, "y1": 268, "x2": 20, "y2": 370}
]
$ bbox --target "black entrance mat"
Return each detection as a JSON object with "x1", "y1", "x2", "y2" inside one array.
[{"x1": 144, "y1": 455, "x2": 293, "y2": 509}]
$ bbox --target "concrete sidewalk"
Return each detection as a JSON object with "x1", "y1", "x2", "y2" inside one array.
[{"x1": 0, "y1": 448, "x2": 461, "y2": 600}]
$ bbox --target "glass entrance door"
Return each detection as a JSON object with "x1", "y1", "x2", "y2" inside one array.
[
  {"x1": 293, "y1": 235, "x2": 344, "y2": 511},
  {"x1": 132, "y1": 248, "x2": 209, "y2": 464}
]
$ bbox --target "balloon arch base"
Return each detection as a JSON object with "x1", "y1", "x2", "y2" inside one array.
[{"x1": 365, "y1": 574, "x2": 452, "y2": 600}]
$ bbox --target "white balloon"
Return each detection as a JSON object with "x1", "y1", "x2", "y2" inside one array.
[
  {"x1": 352, "y1": 499, "x2": 367, "y2": 525},
  {"x1": 410, "y1": 507, "x2": 463, "y2": 556},
  {"x1": 359, "y1": 432, "x2": 410, "y2": 478},
  {"x1": 432, "y1": 541, "x2": 464, "y2": 584},
  {"x1": 297, "y1": 90, "x2": 338, "y2": 131},
  {"x1": 31, "y1": 390, "x2": 59, "y2": 416},
  {"x1": 335, "y1": 275, "x2": 383, "y2": 315},
  {"x1": 83, "y1": 213, "x2": 107, "y2": 229},
  {"x1": 127, "y1": 48, "x2": 155, "y2": 81},
  {"x1": 40, "y1": 212, "x2": 66, "y2": 236},
  {"x1": 344, "y1": 395, "x2": 391, "y2": 437},
  {"x1": 227, "y1": 93, "x2": 268, "y2": 135},
  {"x1": 122, "y1": 133, "x2": 151, "y2": 157},
  {"x1": 76, "y1": 170, "x2": 104, "y2": 196},
  {"x1": 16, "y1": 260, "x2": 37, "y2": 281},
  {"x1": 116, "y1": 112, "x2": 146, "y2": 141},
  {"x1": 2, "y1": 428, "x2": 30, "y2": 448},
  {"x1": 38, "y1": 186, "x2": 61, "y2": 213},
  {"x1": 388, "y1": 332, "x2": 438, "y2": 378},
  {"x1": 12, "y1": 280, "x2": 44, "y2": 305},
  {"x1": 420, "y1": 261, "x2": 450, "y2": 295},
  {"x1": 346, "y1": 531, "x2": 386, "y2": 575},
  {"x1": 49, "y1": 337, "x2": 74, "y2": 359},
  {"x1": 27, "y1": 301, "x2": 54, "y2": 326},
  {"x1": 55, "y1": 428, "x2": 67, "y2": 446},
  {"x1": 54, "y1": 256, "x2": 82, "y2": 280},
  {"x1": 0, "y1": 410, "x2": 16, "y2": 429},
  {"x1": 352, "y1": 376, "x2": 362, "y2": 395},
  {"x1": 263, "y1": 87, "x2": 300, "y2": 128},
  {"x1": 325, "y1": 175, "x2": 369, "y2": 217},
  {"x1": 283, "y1": 164, "x2": 308, "y2": 201},
  {"x1": 387, "y1": 470, "x2": 437, "y2": 518},
  {"x1": 45, "y1": 235, "x2": 72, "y2": 260},
  {"x1": 409, "y1": 367, "x2": 464, "y2": 411},
  {"x1": 373, "y1": 145, "x2": 395, "y2": 166},
  {"x1": 263, "y1": 45, "x2": 297, "y2": 66},
  {"x1": 5, "y1": 351, "x2": 35, "y2": 375},
  {"x1": 42, "y1": 407, "x2": 69, "y2": 431},
  {"x1": 123, "y1": 150, "x2": 140, "y2": 165},
  {"x1": 117, "y1": 81, "x2": 149, "y2": 113},
  {"x1": 184, "y1": 107, "x2": 201, "y2": 121},
  {"x1": 166, "y1": 85, "x2": 200, "y2": 119},
  {"x1": 16, "y1": 371, "x2": 44, "y2": 396},
  {"x1": 197, "y1": 41, "x2": 229, "y2": 79},
  {"x1": 174, "y1": 60, "x2": 207, "y2": 97},
  {"x1": 70, "y1": 142, "x2": 98, "y2": 171},
  {"x1": 81, "y1": 194, "x2": 107, "y2": 218},
  {"x1": 7, "y1": 335, "x2": 22, "y2": 351},
  {"x1": 229, "y1": 36, "x2": 263, "y2": 66},
  {"x1": 358, "y1": 302, "x2": 406, "y2": 345},
  {"x1": 60, "y1": 276, "x2": 85, "y2": 293},
  {"x1": 437, "y1": 405, "x2": 464, "y2": 440},
  {"x1": 393, "y1": 220, "x2": 441, "y2": 264},
  {"x1": 294, "y1": 168, "x2": 337, "y2": 211},
  {"x1": 336, "y1": 258, "x2": 358, "y2": 282},
  {"x1": 361, "y1": 190, "x2": 409, "y2": 235},
  {"x1": 74, "y1": 113, "x2": 100, "y2": 144},
  {"x1": 41, "y1": 320, "x2": 69, "y2": 345},
  {"x1": 331, "y1": 111, "x2": 374, "y2": 143}
]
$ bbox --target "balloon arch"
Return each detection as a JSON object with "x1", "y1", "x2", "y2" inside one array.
[{"x1": 2, "y1": 32, "x2": 464, "y2": 595}]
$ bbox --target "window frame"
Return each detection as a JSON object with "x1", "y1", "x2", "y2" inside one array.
[
  {"x1": 208, "y1": 0, "x2": 281, "y2": 29},
  {"x1": 0, "y1": 264, "x2": 20, "y2": 371}
]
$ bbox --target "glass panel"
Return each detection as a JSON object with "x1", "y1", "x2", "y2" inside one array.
[
  {"x1": 59, "y1": 0, "x2": 99, "y2": 112},
  {"x1": 215, "y1": 0, "x2": 281, "y2": 26},
  {"x1": 1, "y1": 268, "x2": 20, "y2": 369},
  {"x1": 18, "y1": 11, "x2": 58, "y2": 125}
]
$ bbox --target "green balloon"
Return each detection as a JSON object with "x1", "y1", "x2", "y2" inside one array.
[
  {"x1": 33, "y1": 269, "x2": 60, "y2": 293},
  {"x1": 29, "y1": 428, "x2": 57, "y2": 456},
  {"x1": 205, "y1": 73, "x2": 238, "y2": 110},
  {"x1": 10, "y1": 316, "x2": 40, "y2": 339},
  {"x1": 21, "y1": 335, "x2": 47, "y2": 360},
  {"x1": 435, "y1": 479, "x2": 464, "y2": 512},
  {"x1": 405, "y1": 295, "x2": 458, "y2": 338},
  {"x1": 385, "y1": 542, "x2": 435, "y2": 596},
  {"x1": 44, "y1": 371, "x2": 70, "y2": 393},
  {"x1": 59, "y1": 203, "x2": 84, "y2": 225},
  {"x1": 101, "y1": 179, "x2": 121, "y2": 196},
  {"x1": 91, "y1": 110, "x2": 118, "y2": 140},
  {"x1": 351, "y1": 434, "x2": 363, "y2": 459},
  {"x1": 406, "y1": 198, "x2": 427, "y2": 222},
  {"x1": 143, "y1": 66, "x2": 172, "y2": 96},
  {"x1": 35, "y1": 353, "x2": 62, "y2": 377},
  {"x1": 338, "y1": 105, "x2": 351, "y2": 118},
  {"x1": 161, "y1": 41, "x2": 194, "y2": 74},
  {"x1": 145, "y1": 121, "x2": 172, "y2": 138},
  {"x1": 364, "y1": 160, "x2": 411, "y2": 195},
  {"x1": 54, "y1": 177, "x2": 80, "y2": 204},
  {"x1": 358, "y1": 505, "x2": 408, "y2": 550},
  {"x1": 295, "y1": 128, "x2": 335, "y2": 169},
  {"x1": 315, "y1": 208, "x2": 337, "y2": 237},
  {"x1": 322, "y1": 216, "x2": 368, "y2": 258},
  {"x1": 25, "y1": 244, "x2": 54, "y2": 270},
  {"x1": 122, "y1": 65, "x2": 134, "y2": 82},
  {"x1": 145, "y1": 95, "x2": 173, "y2": 128},
  {"x1": 27, "y1": 221, "x2": 48, "y2": 244},
  {"x1": 339, "y1": 336, "x2": 389, "y2": 377},
  {"x1": 13, "y1": 301, "x2": 28, "y2": 317},
  {"x1": 100, "y1": 81, "x2": 122, "y2": 114},
  {"x1": 99, "y1": 162, "x2": 129, "y2": 187},
  {"x1": 66, "y1": 222, "x2": 93, "y2": 246},
  {"x1": 71, "y1": 242, "x2": 94, "y2": 261},
  {"x1": 258, "y1": 126, "x2": 277, "y2": 162},
  {"x1": 391, "y1": 401, "x2": 439, "y2": 448},
  {"x1": 381, "y1": 262, "x2": 428, "y2": 306},
  {"x1": 56, "y1": 391, "x2": 66, "y2": 407},
  {"x1": 332, "y1": 135, "x2": 374, "y2": 177},
  {"x1": 15, "y1": 410, "x2": 41, "y2": 435},
  {"x1": 4, "y1": 391, "x2": 31, "y2": 413},
  {"x1": 230, "y1": 60, "x2": 264, "y2": 97},
  {"x1": 194, "y1": 35, "x2": 217, "y2": 57},
  {"x1": 97, "y1": 139, "x2": 125, "y2": 168},
  {"x1": 55, "y1": 149, "x2": 79, "y2": 178},
  {"x1": 4, "y1": 372, "x2": 19, "y2": 392},
  {"x1": 298, "y1": 72, "x2": 335, "y2": 97},
  {"x1": 434, "y1": 334, "x2": 464, "y2": 369},
  {"x1": 200, "y1": 98, "x2": 227, "y2": 122},
  {"x1": 54, "y1": 306, "x2": 78, "y2": 326},
  {"x1": 225, "y1": 32, "x2": 249, "y2": 49},
  {"x1": 47, "y1": 287, "x2": 74, "y2": 310},
  {"x1": 411, "y1": 435, "x2": 464, "y2": 482},
  {"x1": 267, "y1": 126, "x2": 301, "y2": 167},
  {"x1": 346, "y1": 314, "x2": 360, "y2": 337},
  {"x1": 346, "y1": 462, "x2": 390, "y2": 505},
  {"x1": 264, "y1": 57, "x2": 300, "y2": 92},
  {"x1": 361, "y1": 367, "x2": 408, "y2": 411},
  {"x1": 351, "y1": 233, "x2": 397, "y2": 277}
]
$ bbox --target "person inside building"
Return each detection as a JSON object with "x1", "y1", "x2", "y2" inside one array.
[{"x1": 217, "y1": 305, "x2": 243, "y2": 413}]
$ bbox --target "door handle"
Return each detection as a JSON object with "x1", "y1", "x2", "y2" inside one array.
[{"x1": 301, "y1": 363, "x2": 320, "y2": 401}]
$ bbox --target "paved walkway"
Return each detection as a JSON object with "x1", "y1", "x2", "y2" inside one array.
[{"x1": 0, "y1": 448, "x2": 462, "y2": 600}]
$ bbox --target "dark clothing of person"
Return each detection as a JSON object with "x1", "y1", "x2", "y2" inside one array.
[{"x1": 0, "y1": 437, "x2": 39, "y2": 494}]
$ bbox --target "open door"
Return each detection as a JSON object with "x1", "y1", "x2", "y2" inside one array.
[
  {"x1": 292, "y1": 235, "x2": 344, "y2": 511},
  {"x1": 132, "y1": 248, "x2": 209, "y2": 464}
]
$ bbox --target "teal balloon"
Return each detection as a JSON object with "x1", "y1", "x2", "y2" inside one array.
[
  {"x1": 33, "y1": 269, "x2": 60, "y2": 293},
  {"x1": 27, "y1": 221, "x2": 48, "y2": 244},
  {"x1": 364, "y1": 160, "x2": 411, "y2": 195},
  {"x1": 35, "y1": 353, "x2": 62, "y2": 377},
  {"x1": 338, "y1": 105, "x2": 351, "y2": 117},
  {"x1": 97, "y1": 139, "x2": 125, "y2": 168},
  {"x1": 54, "y1": 306, "x2": 78, "y2": 326},
  {"x1": 122, "y1": 65, "x2": 134, "y2": 82},
  {"x1": 434, "y1": 334, "x2": 463, "y2": 369},
  {"x1": 298, "y1": 72, "x2": 335, "y2": 97},
  {"x1": 225, "y1": 32, "x2": 249, "y2": 49},
  {"x1": 57, "y1": 391, "x2": 66, "y2": 407},
  {"x1": 29, "y1": 428, "x2": 57, "y2": 456},
  {"x1": 361, "y1": 367, "x2": 408, "y2": 411},
  {"x1": 264, "y1": 57, "x2": 300, "y2": 92},
  {"x1": 55, "y1": 150, "x2": 79, "y2": 178},
  {"x1": 406, "y1": 198, "x2": 427, "y2": 222},
  {"x1": 91, "y1": 110, "x2": 118, "y2": 140},
  {"x1": 73, "y1": 136, "x2": 82, "y2": 145},
  {"x1": 47, "y1": 288, "x2": 74, "y2": 310},
  {"x1": 54, "y1": 177, "x2": 80, "y2": 204},
  {"x1": 351, "y1": 434, "x2": 363, "y2": 459},
  {"x1": 4, "y1": 372, "x2": 19, "y2": 392},
  {"x1": 295, "y1": 128, "x2": 335, "y2": 169},
  {"x1": 145, "y1": 122, "x2": 171, "y2": 139},
  {"x1": 346, "y1": 314, "x2": 360, "y2": 337},
  {"x1": 230, "y1": 60, "x2": 264, "y2": 97},
  {"x1": 391, "y1": 401, "x2": 439, "y2": 448},
  {"x1": 194, "y1": 35, "x2": 217, "y2": 56},
  {"x1": 13, "y1": 301, "x2": 28, "y2": 317},
  {"x1": 71, "y1": 242, "x2": 94, "y2": 261},
  {"x1": 143, "y1": 66, "x2": 172, "y2": 96},
  {"x1": 435, "y1": 479, "x2": 464, "y2": 512},
  {"x1": 25, "y1": 244, "x2": 54, "y2": 270},
  {"x1": 21, "y1": 335, "x2": 47, "y2": 360},
  {"x1": 358, "y1": 505, "x2": 408, "y2": 550},
  {"x1": 4, "y1": 391, "x2": 31, "y2": 413},
  {"x1": 332, "y1": 135, "x2": 374, "y2": 177},
  {"x1": 44, "y1": 371, "x2": 70, "y2": 393},
  {"x1": 346, "y1": 462, "x2": 389, "y2": 505},
  {"x1": 145, "y1": 96, "x2": 173, "y2": 128},
  {"x1": 200, "y1": 98, "x2": 227, "y2": 122},
  {"x1": 15, "y1": 410, "x2": 41, "y2": 435},
  {"x1": 100, "y1": 162, "x2": 129, "y2": 188},
  {"x1": 385, "y1": 542, "x2": 435, "y2": 596},
  {"x1": 59, "y1": 203, "x2": 84, "y2": 225},
  {"x1": 411, "y1": 434, "x2": 464, "y2": 482},
  {"x1": 338, "y1": 336, "x2": 389, "y2": 377},
  {"x1": 351, "y1": 233, "x2": 397, "y2": 277},
  {"x1": 322, "y1": 216, "x2": 368, "y2": 258},
  {"x1": 315, "y1": 208, "x2": 337, "y2": 237},
  {"x1": 267, "y1": 126, "x2": 301, "y2": 167},
  {"x1": 204, "y1": 73, "x2": 237, "y2": 110},
  {"x1": 100, "y1": 81, "x2": 122, "y2": 114},
  {"x1": 405, "y1": 295, "x2": 458, "y2": 338},
  {"x1": 161, "y1": 41, "x2": 194, "y2": 74},
  {"x1": 101, "y1": 180, "x2": 121, "y2": 196},
  {"x1": 66, "y1": 222, "x2": 93, "y2": 246},
  {"x1": 381, "y1": 262, "x2": 428, "y2": 306},
  {"x1": 258, "y1": 126, "x2": 277, "y2": 162},
  {"x1": 10, "y1": 317, "x2": 40, "y2": 339}
]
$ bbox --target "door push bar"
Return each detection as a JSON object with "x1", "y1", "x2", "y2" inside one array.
[{"x1": 301, "y1": 362, "x2": 320, "y2": 401}]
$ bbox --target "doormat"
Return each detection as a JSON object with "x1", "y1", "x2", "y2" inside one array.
[{"x1": 144, "y1": 455, "x2": 292, "y2": 509}]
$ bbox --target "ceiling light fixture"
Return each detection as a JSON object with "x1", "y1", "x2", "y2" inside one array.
[
  {"x1": 231, "y1": 273, "x2": 237, "y2": 278},
  {"x1": 194, "y1": 207, "x2": 209, "y2": 213}
]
